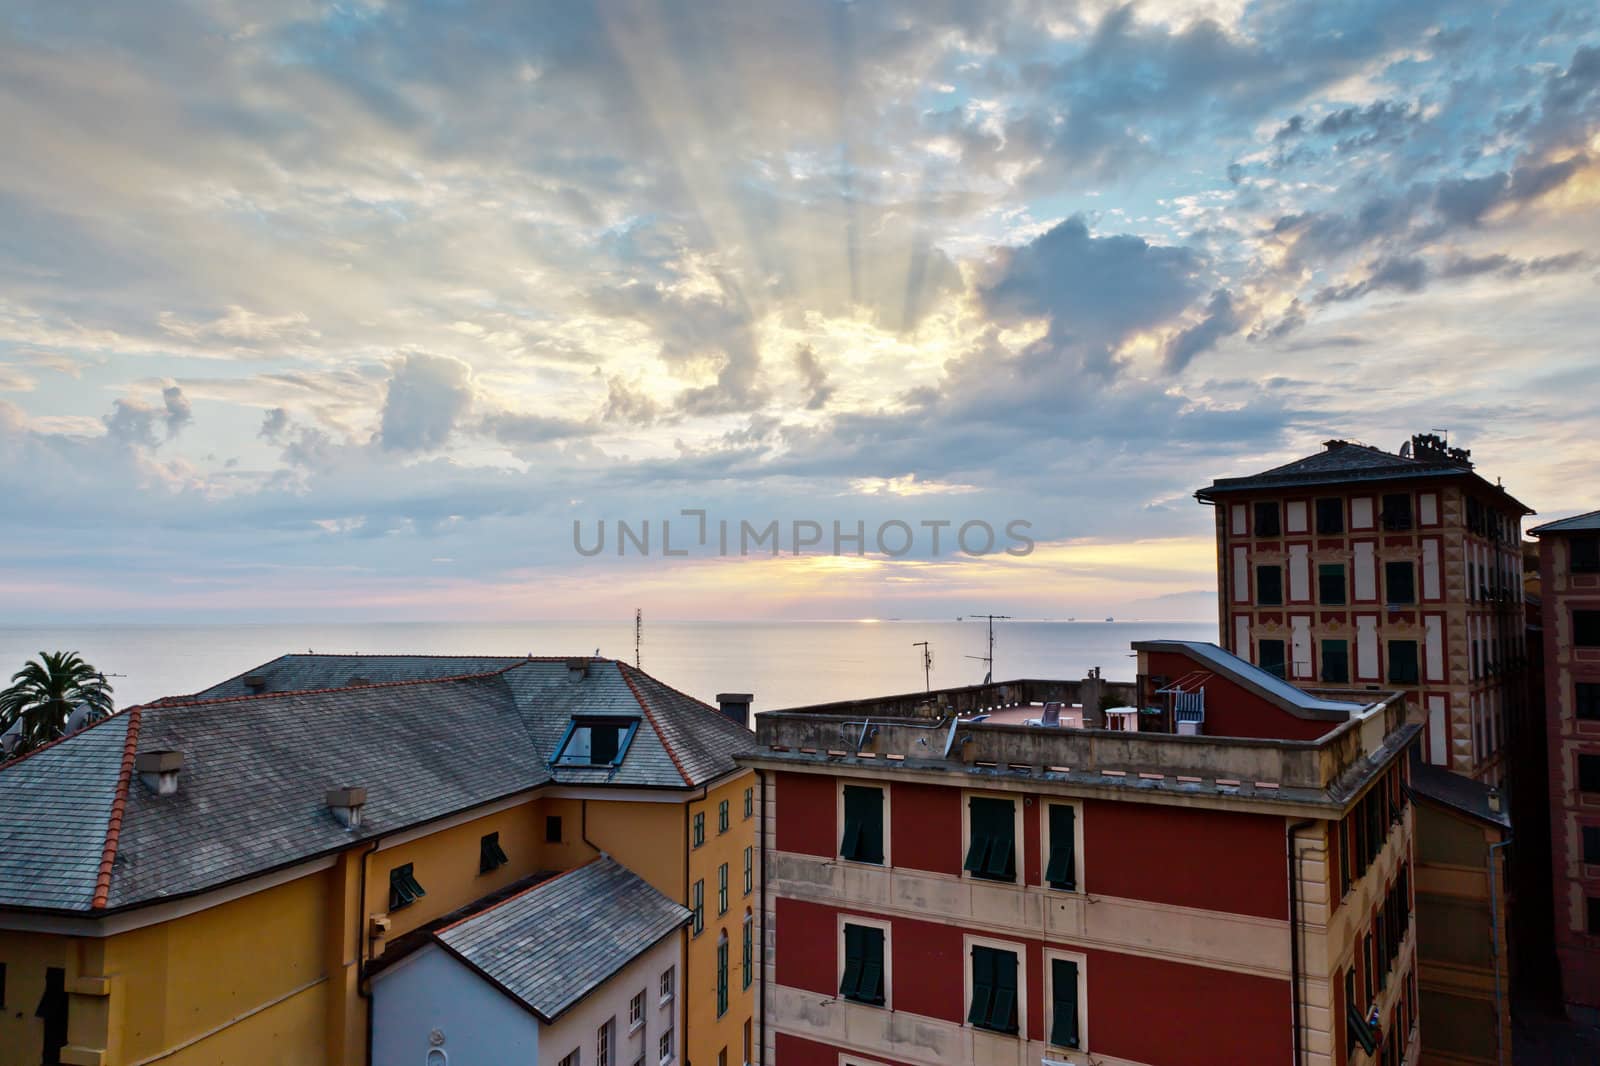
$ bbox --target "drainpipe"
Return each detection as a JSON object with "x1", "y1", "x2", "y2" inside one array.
[
  {"x1": 356, "y1": 836, "x2": 381, "y2": 1066},
  {"x1": 757, "y1": 769, "x2": 767, "y2": 1066},
  {"x1": 683, "y1": 798, "x2": 693, "y2": 1066},
  {"x1": 1286, "y1": 820, "x2": 1316, "y2": 1066},
  {"x1": 1487, "y1": 834, "x2": 1513, "y2": 1066}
]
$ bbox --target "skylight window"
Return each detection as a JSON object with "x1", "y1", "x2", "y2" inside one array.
[{"x1": 554, "y1": 717, "x2": 641, "y2": 767}]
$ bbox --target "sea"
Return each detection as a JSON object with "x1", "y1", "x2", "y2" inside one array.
[{"x1": 0, "y1": 619, "x2": 1216, "y2": 711}]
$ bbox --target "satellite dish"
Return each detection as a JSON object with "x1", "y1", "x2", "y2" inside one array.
[
  {"x1": 65, "y1": 703, "x2": 94, "y2": 734},
  {"x1": 942, "y1": 717, "x2": 962, "y2": 758},
  {"x1": 1, "y1": 718, "x2": 21, "y2": 756},
  {"x1": 1399, "y1": 441, "x2": 1412, "y2": 459}
]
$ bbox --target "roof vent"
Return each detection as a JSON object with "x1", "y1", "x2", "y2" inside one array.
[
  {"x1": 135, "y1": 750, "x2": 184, "y2": 795},
  {"x1": 243, "y1": 674, "x2": 267, "y2": 692},
  {"x1": 326, "y1": 787, "x2": 367, "y2": 829},
  {"x1": 566, "y1": 658, "x2": 590, "y2": 679},
  {"x1": 716, "y1": 693, "x2": 754, "y2": 730},
  {"x1": 348, "y1": 676, "x2": 371, "y2": 687}
]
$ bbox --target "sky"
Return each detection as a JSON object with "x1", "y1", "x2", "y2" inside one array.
[{"x1": 1, "y1": 0, "x2": 1597, "y2": 624}]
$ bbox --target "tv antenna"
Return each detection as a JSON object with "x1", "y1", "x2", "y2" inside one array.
[
  {"x1": 634, "y1": 608, "x2": 642, "y2": 668},
  {"x1": 912, "y1": 641, "x2": 933, "y2": 691},
  {"x1": 959, "y1": 613, "x2": 1011, "y2": 684}
]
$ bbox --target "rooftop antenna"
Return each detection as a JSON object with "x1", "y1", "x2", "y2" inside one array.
[
  {"x1": 959, "y1": 613, "x2": 1011, "y2": 684},
  {"x1": 635, "y1": 608, "x2": 642, "y2": 668},
  {"x1": 913, "y1": 641, "x2": 933, "y2": 692}
]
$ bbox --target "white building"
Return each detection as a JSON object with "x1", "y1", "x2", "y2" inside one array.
[{"x1": 371, "y1": 856, "x2": 688, "y2": 1066}]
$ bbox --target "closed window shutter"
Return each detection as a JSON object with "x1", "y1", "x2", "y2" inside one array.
[
  {"x1": 1050, "y1": 959, "x2": 1079, "y2": 1048},
  {"x1": 967, "y1": 947, "x2": 994, "y2": 1026},
  {"x1": 840, "y1": 925, "x2": 864, "y2": 999},
  {"x1": 1045, "y1": 805, "x2": 1076, "y2": 890},
  {"x1": 841, "y1": 787, "x2": 883, "y2": 863},
  {"x1": 965, "y1": 797, "x2": 1016, "y2": 880},
  {"x1": 991, "y1": 950, "x2": 1018, "y2": 1032},
  {"x1": 963, "y1": 799, "x2": 990, "y2": 874},
  {"x1": 859, "y1": 928, "x2": 884, "y2": 1004}
]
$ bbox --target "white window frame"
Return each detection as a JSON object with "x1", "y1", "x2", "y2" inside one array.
[
  {"x1": 659, "y1": 966, "x2": 675, "y2": 1004},
  {"x1": 629, "y1": 990, "x2": 645, "y2": 1031},
  {"x1": 959, "y1": 789, "x2": 1024, "y2": 885},
  {"x1": 743, "y1": 845, "x2": 754, "y2": 895},
  {"x1": 560, "y1": 1051, "x2": 580, "y2": 1066},
  {"x1": 658, "y1": 1027, "x2": 675, "y2": 1066},
  {"x1": 835, "y1": 778, "x2": 891, "y2": 867},
  {"x1": 1043, "y1": 946, "x2": 1089, "y2": 1053},
  {"x1": 962, "y1": 932, "x2": 1027, "y2": 1037},
  {"x1": 1040, "y1": 798, "x2": 1085, "y2": 893},
  {"x1": 835, "y1": 912, "x2": 893, "y2": 1010},
  {"x1": 597, "y1": 1019, "x2": 614, "y2": 1066}
]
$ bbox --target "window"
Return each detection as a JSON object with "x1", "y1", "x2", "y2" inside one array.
[
  {"x1": 546, "y1": 815, "x2": 563, "y2": 843},
  {"x1": 967, "y1": 945, "x2": 1019, "y2": 1034},
  {"x1": 1577, "y1": 611, "x2": 1600, "y2": 648},
  {"x1": 1580, "y1": 754, "x2": 1600, "y2": 794},
  {"x1": 1385, "y1": 561, "x2": 1416, "y2": 605},
  {"x1": 388, "y1": 863, "x2": 426, "y2": 910},
  {"x1": 1345, "y1": 967, "x2": 1377, "y2": 1056},
  {"x1": 554, "y1": 716, "x2": 640, "y2": 767},
  {"x1": 1045, "y1": 803, "x2": 1077, "y2": 891},
  {"x1": 1259, "y1": 639, "x2": 1287, "y2": 679},
  {"x1": 1257, "y1": 565, "x2": 1283, "y2": 605},
  {"x1": 1049, "y1": 958, "x2": 1080, "y2": 1049},
  {"x1": 1573, "y1": 536, "x2": 1600, "y2": 573},
  {"x1": 1590, "y1": 897, "x2": 1600, "y2": 936},
  {"x1": 692, "y1": 880, "x2": 704, "y2": 934},
  {"x1": 718, "y1": 1051, "x2": 726, "y2": 1066},
  {"x1": 0, "y1": 961, "x2": 5, "y2": 1009},
  {"x1": 744, "y1": 786, "x2": 754, "y2": 819},
  {"x1": 744, "y1": 1020, "x2": 753, "y2": 1065},
  {"x1": 742, "y1": 911, "x2": 754, "y2": 990},
  {"x1": 1254, "y1": 501, "x2": 1280, "y2": 537},
  {"x1": 479, "y1": 831, "x2": 509, "y2": 874},
  {"x1": 840, "y1": 923, "x2": 886, "y2": 1005},
  {"x1": 718, "y1": 863, "x2": 729, "y2": 915},
  {"x1": 693, "y1": 812, "x2": 705, "y2": 847},
  {"x1": 964, "y1": 796, "x2": 1016, "y2": 882},
  {"x1": 1319, "y1": 563, "x2": 1346, "y2": 605},
  {"x1": 598, "y1": 1020, "x2": 614, "y2": 1066},
  {"x1": 1381, "y1": 493, "x2": 1412, "y2": 530},
  {"x1": 659, "y1": 967, "x2": 675, "y2": 1002},
  {"x1": 716, "y1": 932, "x2": 729, "y2": 1017},
  {"x1": 719, "y1": 799, "x2": 730, "y2": 833},
  {"x1": 629, "y1": 990, "x2": 645, "y2": 1030},
  {"x1": 1578, "y1": 682, "x2": 1600, "y2": 721},
  {"x1": 1318, "y1": 639, "x2": 1348, "y2": 683},
  {"x1": 1316, "y1": 497, "x2": 1345, "y2": 534},
  {"x1": 560, "y1": 1051, "x2": 580, "y2": 1066},
  {"x1": 840, "y1": 785, "x2": 884, "y2": 864},
  {"x1": 1388, "y1": 640, "x2": 1419, "y2": 685},
  {"x1": 37, "y1": 966, "x2": 67, "y2": 1066},
  {"x1": 743, "y1": 846, "x2": 753, "y2": 894},
  {"x1": 658, "y1": 1028, "x2": 674, "y2": 1065}
]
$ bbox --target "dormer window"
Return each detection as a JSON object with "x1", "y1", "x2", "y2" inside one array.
[{"x1": 554, "y1": 716, "x2": 640, "y2": 767}]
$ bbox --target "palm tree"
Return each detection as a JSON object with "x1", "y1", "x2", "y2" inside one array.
[{"x1": 0, "y1": 652, "x2": 115, "y2": 759}]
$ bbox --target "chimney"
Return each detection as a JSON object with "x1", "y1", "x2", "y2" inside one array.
[
  {"x1": 243, "y1": 675, "x2": 267, "y2": 692},
  {"x1": 1487, "y1": 787, "x2": 1502, "y2": 815},
  {"x1": 326, "y1": 787, "x2": 368, "y2": 829},
  {"x1": 135, "y1": 750, "x2": 184, "y2": 795},
  {"x1": 566, "y1": 658, "x2": 590, "y2": 679},
  {"x1": 1079, "y1": 671, "x2": 1105, "y2": 730},
  {"x1": 716, "y1": 693, "x2": 753, "y2": 730}
]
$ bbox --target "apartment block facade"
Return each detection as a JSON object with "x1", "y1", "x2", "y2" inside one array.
[
  {"x1": 1532, "y1": 510, "x2": 1600, "y2": 1015},
  {"x1": 742, "y1": 640, "x2": 1421, "y2": 1066},
  {"x1": 1197, "y1": 435, "x2": 1532, "y2": 784}
]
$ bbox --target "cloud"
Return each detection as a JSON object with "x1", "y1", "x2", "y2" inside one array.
[
  {"x1": 259, "y1": 407, "x2": 290, "y2": 442},
  {"x1": 1164, "y1": 289, "x2": 1244, "y2": 373},
  {"x1": 162, "y1": 385, "x2": 191, "y2": 437},
  {"x1": 793, "y1": 345, "x2": 834, "y2": 411},
  {"x1": 1315, "y1": 256, "x2": 1429, "y2": 304},
  {"x1": 377, "y1": 353, "x2": 475, "y2": 453}
]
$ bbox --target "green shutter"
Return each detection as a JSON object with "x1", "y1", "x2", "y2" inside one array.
[
  {"x1": 990, "y1": 950, "x2": 1018, "y2": 1032},
  {"x1": 1346, "y1": 1000, "x2": 1378, "y2": 1055},
  {"x1": 858, "y1": 927, "x2": 885, "y2": 1004},
  {"x1": 840, "y1": 925, "x2": 864, "y2": 999},
  {"x1": 967, "y1": 947, "x2": 994, "y2": 1026},
  {"x1": 841, "y1": 786, "x2": 883, "y2": 864},
  {"x1": 1045, "y1": 805, "x2": 1077, "y2": 890},
  {"x1": 1050, "y1": 959, "x2": 1079, "y2": 1048},
  {"x1": 966, "y1": 797, "x2": 1016, "y2": 881}
]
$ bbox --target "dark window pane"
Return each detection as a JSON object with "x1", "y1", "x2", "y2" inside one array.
[
  {"x1": 1389, "y1": 641, "x2": 1419, "y2": 684},
  {"x1": 1322, "y1": 640, "x2": 1349, "y2": 683},
  {"x1": 1045, "y1": 804, "x2": 1077, "y2": 890},
  {"x1": 1590, "y1": 897, "x2": 1600, "y2": 936},
  {"x1": 964, "y1": 797, "x2": 1016, "y2": 882},
  {"x1": 1260, "y1": 640, "x2": 1287, "y2": 679},
  {"x1": 1584, "y1": 827, "x2": 1600, "y2": 865},
  {"x1": 1319, "y1": 564, "x2": 1347, "y2": 605},
  {"x1": 1254, "y1": 502, "x2": 1281, "y2": 537},
  {"x1": 1577, "y1": 683, "x2": 1600, "y2": 721},
  {"x1": 1050, "y1": 958, "x2": 1080, "y2": 1048},
  {"x1": 37, "y1": 966, "x2": 67, "y2": 1066},
  {"x1": 546, "y1": 815, "x2": 562, "y2": 843},
  {"x1": 1317, "y1": 498, "x2": 1346, "y2": 534},
  {"x1": 1382, "y1": 494, "x2": 1412, "y2": 530},
  {"x1": 1257, "y1": 565, "x2": 1283, "y2": 606},
  {"x1": 1580, "y1": 755, "x2": 1600, "y2": 794},
  {"x1": 1573, "y1": 537, "x2": 1600, "y2": 573},
  {"x1": 479, "y1": 832, "x2": 508, "y2": 874},
  {"x1": 1576, "y1": 611, "x2": 1600, "y2": 648},
  {"x1": 840, "y1": 786, "x2": 884, "y2": 864},
  {"x1": 1385, "y1": 562, "x2": 1416, "y2": 605},
  {"x1": 841, "y1": 924, "x2": 885, "y2": 1004}
]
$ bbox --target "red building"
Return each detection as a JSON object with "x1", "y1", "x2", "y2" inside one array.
[
  {"x1": 1531, "y1": 509, "x2": 1600, "y2": 1016},
  {"x1": 742, "y1": 640, "x2": 1419, "y2": 1066},
  {"x1": 1196, "y1": 434, "x2": 1532, "y2": 784}
]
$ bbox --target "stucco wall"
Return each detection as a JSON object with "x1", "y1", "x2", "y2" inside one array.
[{"x1": 371, "y1": 944, "x2": 540, "y2": 1065}]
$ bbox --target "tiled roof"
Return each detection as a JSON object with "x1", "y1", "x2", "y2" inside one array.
[
  {"x1": 433, "y1": 856, "x2": 689, "y2": 1023},
  {"x1": 1132, "y1": 639, "x2": 1366, "y2": 719},
  {"x1": 0, "y1": 655, "x2": 753, "y2": 913},
  {"x1": 1410, "y1": 762, "x2": 1511, "y2": 829},
  {"x1": 1196, "y1": 439, "x2": 1532, "y2": 513},
  {"x1": 1531, "y1": 509, "x2": 1600, "y2": 534}
]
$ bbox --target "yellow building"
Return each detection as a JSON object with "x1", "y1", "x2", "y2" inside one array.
[{"x1": 0, "y1": 655, "x2": 756, "y2": 1066}]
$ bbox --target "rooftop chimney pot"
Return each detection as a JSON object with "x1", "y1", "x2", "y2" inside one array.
[
  {"x1": 716, "y1": 693, "x2": 754, "y2": 730},
  {"x1": 135, "y1": 750, "x2": 184, "y2": 795},
  {"x1": 566, "y1": 658, "x2": 590, "y2": 679},
  {"x1": 243, "y1": 674, "x2": 267, "y2": 691},
  {"x1": 326, "y1": 786, "x2": 368, "y2": 829}
]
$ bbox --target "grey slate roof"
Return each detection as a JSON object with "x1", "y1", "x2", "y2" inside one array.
[
  {"x1": 433, "y1": 856, "x2": 689, "y2": 1023},
  {"x1": 1531, "y1": 509, "x2": 1600, "y2": 535},
  {"x1": 0, "y1": 654, "x2": 754, "y2": 913},
  {"x1": 1133, "y1": 639, "x2": 1366, "y2": 719},
  {"x1": 1410, "y1": 761, "x2": 1512, "y2": 830},
  {"x1": 1196, "y1": 439, "x2": 1532, "y2": 513},
  {"x1": 0, "y1": 713, "x2": 129, "y2": 910}
]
